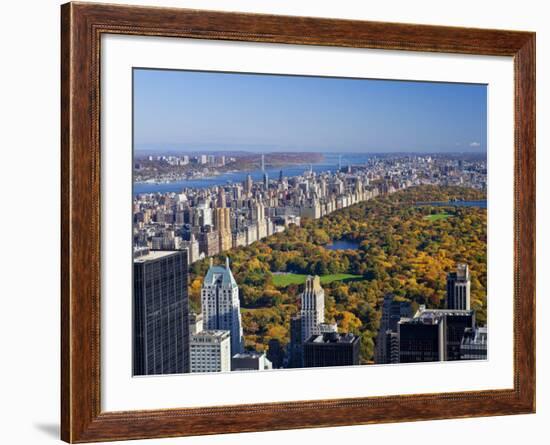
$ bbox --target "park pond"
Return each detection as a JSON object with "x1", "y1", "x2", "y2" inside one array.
[{"x1": 325, "y1": 239, "x2": 361, "y2": 251}]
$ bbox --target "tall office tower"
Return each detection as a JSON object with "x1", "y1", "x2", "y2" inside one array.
[
  {"x1": 198, "y1": 228, "x2": 219, "y2": 257},
  {"x1": 300, "y1": 275, "x2": 325, "y2": 343},
  {"x1": 288, "y1": 315, "x2": 303, "y2": 368},
  {"x1": 398, "y1": 313, "x2": 446, "y2": 363},
  {"x1": 201, "y1": 257, "x2": 244, "y2": 356},
  {"x1": 245, "y1": 174, "x2": 253, "y2": 196},
  {"x1": 443, "y1": 309, "x2": 476, "y2": 360},
  {"x1": 266, "y1": 338, "x2": 285, "y2": 369},
  {"x1": 217, "y1": 187, "x2": 226, "y2": 208},
  {"x1": 133, "y1": 250, "x2": 189, "y2": 376},
  {"x1": 279, "y1": 170, "x2": 283, "y2": 184},
  {"x1": 186, "y1": 233, "x2": 200, "y2": 264},
  {"x1": 375, "y1": 294, "x2": 412, "y2": 364},
  {"x1": 189, "y1": 330, "x2": 231, "y2": 373},
  {"x1": 446, "y1": 263, "x2": 471, "y2": 310},
  {"x1": 460, "y1": 327, "x2": 488, "y2": 360},
  {"x1": 303, "y1": 332, "x2": 360, "y2": 368},
  {"x1": 398, "y1": 306, "x2": 475, "y2": 363}
]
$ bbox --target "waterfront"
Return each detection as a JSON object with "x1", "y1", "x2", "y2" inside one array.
[{"x1": 133, "y1": 153, "x2": 371, "y2": 195}]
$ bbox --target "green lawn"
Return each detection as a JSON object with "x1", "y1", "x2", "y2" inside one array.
[
  {"x1": 272, "y1": 273, "x2": 362, "y2": 287},
  {"x1": 423, "y1": 213, "x2": 451, "y2": 222}
]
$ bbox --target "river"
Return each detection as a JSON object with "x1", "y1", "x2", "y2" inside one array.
[{"x1": 133, "y1": 153, "x2": 372, "y2": 195}]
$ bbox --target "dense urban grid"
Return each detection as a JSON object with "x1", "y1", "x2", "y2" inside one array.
[{"x1": 133, "y1": 153, "x2": 487, "y2": 375}]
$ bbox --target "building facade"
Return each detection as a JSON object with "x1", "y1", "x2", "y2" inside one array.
[
  {"x1": 375, "y1": 294, "x2": 412, "y2": 364},
  {"x1": 288, "y1": 315, "x2": 303, "y2": 368},
  {"x1": 300, "y1": 275, "x2": 325, "y2": 343},
  {"x1": 303, "y1": 332, "x2": 360, "y2": 368},
  {"x1": 446, "y1": 263, "x2": 471, "y2": 310},
  {"x1": 189, "y1": 311, "x2": 203, "y2": 335},
  {"x1": 133, "y1": 250, "x2": 189, "y2": 375},
  {"x1": 399, "y1": 306, "x2": 475, "y2": 363},
  {"x1": 460, "y1": 327, "x2": 488, "y2": 360},
  {"x1": 201, "y1": 257, "x2": 244, "y2": 356},
  {"x1": 189, "y1": 330, "x2": 231, "y2": 373},
  {"x1": 398, "y1": 315, "x2": 445, "y2": 363},
  {"x1": 231, "y1": 352, "x2": 273, "y2": 371}
]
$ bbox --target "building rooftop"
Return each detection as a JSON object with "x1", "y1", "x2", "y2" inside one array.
[
  {"x1": 306, "y1": 332, "x2": 358, "y2": 344},
  {"x1": 133, "y1": 250, "x2": 180, "y2": 263},
  {"x1": 461, "y1": 327, "x2": 487, "y2": 346},
  {"x1": 400, "y1": 306, "x2": 474, "y2": 326},
  {"x1": 191, "y1": 330, "x2": 230, "y2": 340},
  {"x1": 232, "y1": 352, "x2": 265, "y2": 359},
  {"x1": 448, "y1": 263, "x2": 470, "y2": 281},
  {"x1": 203, "y1": 257, "x2": 237, "y2": 288}
]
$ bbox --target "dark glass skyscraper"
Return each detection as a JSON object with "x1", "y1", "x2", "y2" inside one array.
[
  {"x1": 288, "y1": 315, "x2": 303, "y2": 368},
  {"x1": 398, "y1": 307, "x2": 475, "y2": 363},
  {"x1": 133, "y1": 250, "x2": 189, "y2": 376},
  {"x1": 375, "y1": 294, "x2": 412, "y2": 364},
  {"x1": 303, "y1": 332, "x2": 360, "y2": 368}
]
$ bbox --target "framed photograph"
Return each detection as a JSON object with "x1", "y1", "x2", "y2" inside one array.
[{"x1": 61, "y1": 2, "x2": 535, "y2": 442}]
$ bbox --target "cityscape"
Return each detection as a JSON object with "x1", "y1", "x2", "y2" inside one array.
[{"x1": 132, "y1": 69, "x2": 487, "y2": 376}]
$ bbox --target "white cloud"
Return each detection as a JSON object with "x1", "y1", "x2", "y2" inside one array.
[{"x1": 469, "y1": 141, "x2": 481, "y2": 147}]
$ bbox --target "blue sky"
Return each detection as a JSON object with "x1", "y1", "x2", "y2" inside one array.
[{"x1": 133, "y1": 68, "x2": 487, "y2": 153}]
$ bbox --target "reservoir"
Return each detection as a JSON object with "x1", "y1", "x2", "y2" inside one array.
[{"x1": 417, "y1": 200, "x2": 487, "y2": 209}]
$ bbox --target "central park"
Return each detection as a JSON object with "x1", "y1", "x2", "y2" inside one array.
[{"x1": 187, "y1": 185, "x2": 487, "y2": 364}]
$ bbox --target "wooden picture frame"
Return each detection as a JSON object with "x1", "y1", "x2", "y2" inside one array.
[{"x1": 61, "y1": 1, "x2": 535, "y2": 442}]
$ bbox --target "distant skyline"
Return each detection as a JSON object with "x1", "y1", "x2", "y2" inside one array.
[{"x1": 134, "y1": 68, "x2": 487, "y2": 154}]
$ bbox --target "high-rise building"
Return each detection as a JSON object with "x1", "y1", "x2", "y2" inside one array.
[
  {"x1": 198, "y1": 227, "x2": 219, "y2": 257},
  {"x1": 201, "y1": 257, "x2": 244, "y2": 356},
  {"x1": 446, "y1": 263, "x2": 471, "y2": 310},
  {"x1": 398, "y1": 306, "x2": 475, "y2": 363},
  {"x1": 231, "y1": 352, "x2": 272, "y2": 371},
  {"x1": 266, "y1": 338, "x2": 285, "y2": 369},
  {"x1": 460, "y1": 327, "x2": 488, "y2": 360},
  {"x1": 398, "y1": 313, "x2": 445, "y2": 363},
  {"x1": 133, "y1": 250, "x2": 189, "y2": 375},
  {"x1": 300, "y1": 275, "x2": 325, "y2": 343},
  {"x1": 245, "y1": 174, "x2": 253, "y2": 196},
  {"x1": 303, "y1": 332, "x2": 360, "y2": 368},
  {"x1": 444, "y1": 309, "x2": 475, "y2": 360},
  {"x1": 288, "y1": 315, "x2": 303, "y2": 368},
  {"x1": 375, "y1": 294, "x2": 412, "y2": 364},
  {"x1": 190, "y1": 330, "x2": 231, "y2": 373}
]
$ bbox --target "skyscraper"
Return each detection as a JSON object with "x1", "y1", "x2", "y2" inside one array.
[
  {"x1": 303, "y1": 332, "x2": 360, "y2": 368},
  {"x1": 375, "y1": 294, "x2": 412, "y2": 364},
  {"x1": 398, "y1": 306, "x2": 475, "y2": 363},
  {"x1": 288, "y1": 315, "x2": 303, "y2": 368},
  {"x1": 133, "y1": 250, "x2": 189, "y2": 375},
  {"x1": 398, "y1": 313, "x2": 445, "y2": 363},
  {"x1": 201, "y1": 257, "x2": 244, "y2": 356},
  {"x1": 300, "y1": 275, "x2": 325, "y2": 343},
  {"x1": 245, "y1": 174, "x2": 253, "y2": 196},
  {"x1": 446, "y1": 263, "x2": 471, "y2": 310}
]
